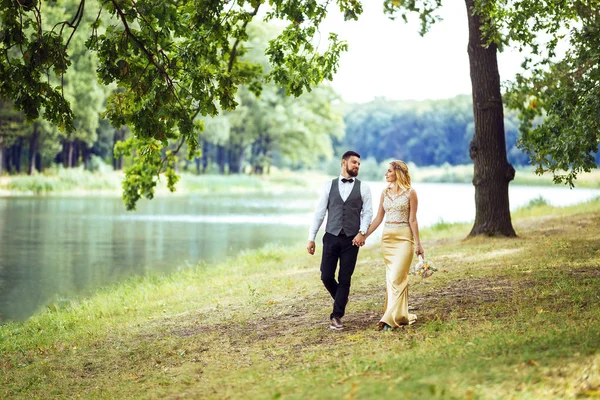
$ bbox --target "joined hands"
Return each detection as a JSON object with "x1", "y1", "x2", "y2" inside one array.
[
  {"x1": 307, "y1": 233, "x2": 367, "y2": 255},
  {"x1": 352, "y1": 233, "x2": 366, "y2": 247}
]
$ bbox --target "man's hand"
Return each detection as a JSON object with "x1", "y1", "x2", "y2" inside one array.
[
  {"x1": 307, "y1": 241, "x2": 316, "y2": 255},
  {"x1": 352, "y1": 233, "x2": 366, "y2": 247}
]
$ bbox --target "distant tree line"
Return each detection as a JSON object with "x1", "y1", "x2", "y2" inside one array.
[
  {"x1": 339, "y1": 95, "x2": 545, "y2": 168},
  {"x1": 4, "y1": 91, "x2": 600, "y2": 176}
]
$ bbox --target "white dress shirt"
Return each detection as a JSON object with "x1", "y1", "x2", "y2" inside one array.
[{"x1": 308, "y1": 176, "x2": 373, "y2": 241}]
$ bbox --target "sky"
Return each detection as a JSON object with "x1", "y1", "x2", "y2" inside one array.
[{"x1": 316, "y1": 0, "x2": 529, "y2": 103}]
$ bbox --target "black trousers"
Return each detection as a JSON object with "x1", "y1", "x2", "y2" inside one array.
[{"x1": 320, "y1": 232, "x2": 360, "y2": 319}]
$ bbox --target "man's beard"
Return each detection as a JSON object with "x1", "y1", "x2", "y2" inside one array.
[{"x1": 346, "y1": 166, "x2": 358, "y2": 177}]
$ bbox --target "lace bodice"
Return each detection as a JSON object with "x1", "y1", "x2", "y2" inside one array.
[{"x1": 383, "y1": 188, "x2": 411, "y2": 225}]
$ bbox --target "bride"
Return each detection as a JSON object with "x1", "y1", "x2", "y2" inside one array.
[{"x1": 364, "y1": 160, "x2": 424, "y2": 330}]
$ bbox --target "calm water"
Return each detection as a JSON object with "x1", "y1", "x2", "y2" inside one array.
[{"x1": 1, "y1": 182, "x2": 599, "y2": 322}]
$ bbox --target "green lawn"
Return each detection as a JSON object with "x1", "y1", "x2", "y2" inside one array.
[
  {"x1": 0, "y1": 167, "x2": 322, "y2": 196},
  {"x1": 1, "y1": 199, "x2": 600, "y2": 399}
]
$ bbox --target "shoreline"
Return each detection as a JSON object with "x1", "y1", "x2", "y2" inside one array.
[{"x1": 1, "y1": 166, "x2": 598, "y2": 198}]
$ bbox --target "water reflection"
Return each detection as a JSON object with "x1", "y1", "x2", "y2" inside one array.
[{"x1": 0, "y1": 195, "x2": 314, "y2": 322}]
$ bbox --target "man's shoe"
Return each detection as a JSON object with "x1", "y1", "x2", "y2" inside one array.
[{"x1": 330, "y1": 317, "x2": 344, "y2": 330}]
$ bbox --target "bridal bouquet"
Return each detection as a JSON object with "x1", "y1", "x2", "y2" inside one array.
[{"x1": 410, "y1": 255, "x2": 437, "y2": 278}]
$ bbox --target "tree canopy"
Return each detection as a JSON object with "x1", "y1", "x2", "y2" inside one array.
[
  {"x1": 499, "y1": 0, "x2": 600, "y2": 187},
  {"x1": 342, "y1": 96, "x2": 529, "y2": 167},
  {"x1": 0, "y1": 0, "x2": 361, "y2": 209}
]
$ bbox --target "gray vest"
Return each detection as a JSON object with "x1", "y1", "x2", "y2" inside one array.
[{"x1": 325, "y1": 178, "x2": 363, "y2": 236}]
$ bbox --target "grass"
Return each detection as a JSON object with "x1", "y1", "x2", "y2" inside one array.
[
  {"x1": 2, "y1": 199, "x2": 600, "y2": 398},
  {"x1": 0, "y1": 167, "x2": 322, "y2": 196},
  {"x1": 0, "y1": 166, "x2": 122, "y2": 195}
]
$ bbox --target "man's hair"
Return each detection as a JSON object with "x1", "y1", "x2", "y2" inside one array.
[{"x1": 342, "y1": 150, "x2": 360, "y2": 160}]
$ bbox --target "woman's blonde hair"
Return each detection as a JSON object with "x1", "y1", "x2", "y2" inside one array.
[{"x1": 390, "y1": 160, "x2": 411, "y2": 190}]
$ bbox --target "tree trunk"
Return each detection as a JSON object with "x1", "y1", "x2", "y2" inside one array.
[
  {"x1": 229, "y1": 146, "x2": 241, "y2": 174},
  {"x1": 13, "y1": 138, "x2": 22, "y2": 173},
  {"x1": 465, "y1": 0, "x2": 516, "y2": 237},
  {"x1": 61, "y1": 142, "x2": 67, "y2": 167},
  {"x1": 6, "y1": 142, "x2": 13, "y2": 173},
  {"x1": 264, "y1": 135, "x2": 272, "y2": 175},
  {"x1": 229, "y1": 142, "x2": 247, "y2": 174},
  {"x1": 113, "y1": 127, "x2": 125, "y2": 170},
  {"x1": 251, "y1": 139, "x2": 261, "y2": 173},
  {"x1": 198, "y1": 138, "x2": 209, "y2": 174},
  {"x1": 82, "y1": 142, "x2": 90, "y2": 170},
  {"x1": 0, "y1": 137, "x2": 4, "y2": 176},
  {"x1": 74, "y1": 141, "x2": 81, "y2": 167},
  {"x1": 28, "y1": 122, "x2": 39, "y2": 175},
  {"x1": 251, "y1": 135, "x2": 272, "y2": 175},
  {"x1": 35, "y1": 151, "x2": 42, "y2": 172},
  {"x1": 217, "y1": 145, "x2": 226, "y2": 174},
  {"x1": 69, "y1": 142, "x2": 74, "y2": 168}
]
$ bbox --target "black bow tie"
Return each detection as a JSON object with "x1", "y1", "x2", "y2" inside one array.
[{"x1": 341, "y1": 178, "x2": 354, "y2": 183}]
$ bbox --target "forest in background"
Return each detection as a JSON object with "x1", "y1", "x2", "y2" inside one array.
[{"x1": 8, "y1": 87, "x2": 600, "y2": 179}]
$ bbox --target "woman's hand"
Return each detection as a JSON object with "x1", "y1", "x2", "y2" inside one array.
[{"x1": 415, "y1": 243, "x2": 424, "y2": 258}]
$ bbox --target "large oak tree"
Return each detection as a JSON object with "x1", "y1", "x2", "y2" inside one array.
[
  {"x1": 384, "y1": 0, "x2": 599, "y2": 236},
  {"x1": 500, "y1": 1, "x2": 600, "y2": 187}
]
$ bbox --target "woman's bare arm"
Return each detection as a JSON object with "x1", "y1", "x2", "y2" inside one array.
[
  {"x1": 365, "y1": 192, "x2": 386, "y2": 239},
  {"x1": 409, "y1": 189, "x2": 424, "y2": 257}
]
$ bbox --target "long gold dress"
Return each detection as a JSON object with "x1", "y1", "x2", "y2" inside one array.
[{"x1": 380, "y1": 187, "x2": 417, "y2": 327}]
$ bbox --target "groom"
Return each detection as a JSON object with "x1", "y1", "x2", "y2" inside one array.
[{"x1": 307, "y1": 150, "x2": 373, "y2": 330}]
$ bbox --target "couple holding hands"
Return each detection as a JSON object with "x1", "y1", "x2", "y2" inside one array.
[{"x1": 307, "y1": 151, "x2": 424, "y2": 331}]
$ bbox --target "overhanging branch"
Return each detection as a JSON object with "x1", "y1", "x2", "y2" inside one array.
[{"x1": 227, "y1": 4, "x2": 261, "y2": 73}]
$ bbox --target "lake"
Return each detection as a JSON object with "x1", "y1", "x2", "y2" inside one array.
[{"x1": 1, "y1": 182, "x2": 598, "y2": 322}]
